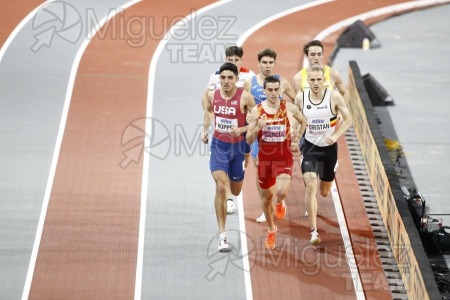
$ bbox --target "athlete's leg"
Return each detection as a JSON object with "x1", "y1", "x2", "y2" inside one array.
[
  {"x1": 227, "y1": 143, "x2": 251, "y2": 213},
  {"x1": 229, "y1": 179, "x2": 244, "y2": 196},
  {"x1": 260, "y1": 186, "x2": 276, "y2": 232},
  {"x1": 319, "y1": 180, "x2": 333, "y2": 198},
  {"x1": 275, "y1": 173, "x2": 291, "y2": 205},
  {"x1": 253, "y1": 157, "x2": 262, "y2": 196},
  {"x1": 255, "y1": 160, "x2": 267, "y2": 223},
  {"x1": 212, "y1": 170, "x2": 230, "y2": 233},
  {"x1": 258, "y1": 159, "x2": 276, "y2": 228},
  {"x1": 260, "y1": 185, "x2": 277, "y2": 249},
  {"x1": 225, "y1": 180, "x2": 234, "y2": 214},
  {"x1": 244, "y1": 153, "x2": 251, "y2": 169},
  {"x1": 303, "y1": 171, "x2": 318, "y2": 231},
  {"x1": 318, "y1": 142, "x2": 338, "y2": 198},
  {"x1": 252, "y1": 142, "x2": 268, "y2": 222}
]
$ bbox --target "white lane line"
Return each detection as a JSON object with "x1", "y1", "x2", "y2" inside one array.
[
  {"x1": 0, "y1": 0, "x2": 58, "y2": 64},
  {"x1": 133, "y1": 2, "x2": 235, "y2": 299},
  {"x1": 236, "y1": 191, "x2": 253, "y2": 300},
  {"x1": 331, "y1": 181, "x2": 366, "y2": 300},
  {"x1": 236, "y1": 0, "x2": 335, "y2": 46},
  {"x1": 304, "y1": 0, "x2": 450, "y2": 66},
  {"x1": 20, "y1": 1, "x2": 142, "y2": 299},
  {"x1": 235, "y1": 1, "x2": 340, "y2": 298}
]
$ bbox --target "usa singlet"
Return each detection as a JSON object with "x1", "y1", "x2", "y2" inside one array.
[
  {"x1": 302, "y1": 88, "x2": 337, "y2": 147},
  {"x1": 213, "y1": 88, "x2": 247, "y2": 143},
  {"x1": 257, "y1": 101, "x2": 292, "y2": 160}
]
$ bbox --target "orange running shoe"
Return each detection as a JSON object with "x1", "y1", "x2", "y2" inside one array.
[
  {"x1": 275, "y1": 200, "x2": 286, "y2": 219},
  {"x1": 265, "y1": 227, "x2": 277, "y2": 250}
]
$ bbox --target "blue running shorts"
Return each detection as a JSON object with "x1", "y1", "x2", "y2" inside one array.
[{"x1": 210, "y1": 137, "x2": 246, "y2": 182}]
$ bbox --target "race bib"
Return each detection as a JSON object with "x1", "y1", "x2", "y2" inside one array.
[
  {"x1": 307, "y1": 118, "x2": 330, "y2": 135},
  {"x1": 215, "y1": 116, "x2": 238, "y2": 133},
  {"x1": 262, "y1": 125, "x2": 286, "y2": 142}
]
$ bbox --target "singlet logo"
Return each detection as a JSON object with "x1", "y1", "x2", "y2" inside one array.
[
  {"x1": 265, "y1": 118, "x2": 284, "y2": 123},
  {"x1": 306, "y1": 105, "x2": 311, "y2": 109},
  {"x1": 214, "y1": 106, "x2": 236, "y2": 116}
]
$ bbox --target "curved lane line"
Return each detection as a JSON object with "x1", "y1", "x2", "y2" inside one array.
[
  {"x1": 134, "y1": 3, "x2": 235, "y2": 299},
  {"x1": 0, "y1": 1, "x2": 57, "y2": 64},
  {"x1": 303, "y1": 0, "x2": 450, "y2": 66},
  {"x1": 235, "y1": 1, "x2": 368, "y2": 297},
  {"x1": 331, "y1": 181, "x2": 366, "y2": 300},
  {"x1": 20, "y1": 1, "x2": 142, "y2": 299},
  {"x1": 236, "y1": 0, "x2": 334, "y2": 46},
  {"x1": 236, "y1": 1, "x2": 449, "y2": 297}
]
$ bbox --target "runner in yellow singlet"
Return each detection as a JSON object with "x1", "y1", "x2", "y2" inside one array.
[{"x1": 293, "y1": 40, "x2": 347, "y2": 98}]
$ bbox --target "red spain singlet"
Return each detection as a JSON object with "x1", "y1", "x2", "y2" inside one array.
[
  {"x1": 257, "y1": 100, "x2": 292, "y2": 160},
  {"x1": 212, "y1": 87, "x2": 247, "y2": 143}
]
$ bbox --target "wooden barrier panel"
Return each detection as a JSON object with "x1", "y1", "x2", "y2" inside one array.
[{"x1": 347, "y1": 61, "x2": 440, "y2": 300}]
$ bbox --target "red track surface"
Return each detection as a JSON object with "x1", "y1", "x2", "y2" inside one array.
[
  {"x1": 240, "y1": 1, "x2": 413, "y2": 299},
  {"x1": 1, "y1": 0, "x2": 421, "y2": 298},
  {"x1": 25, "y1": 1, "x2": 212, "y2": 298},
  {"x1": 0, "y1": 1, "x2": 44, "y2": 48}
]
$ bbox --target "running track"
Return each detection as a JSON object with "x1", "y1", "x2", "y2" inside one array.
[{"x1": 0, "y1": 0, "x2": 440, "y2": 299}]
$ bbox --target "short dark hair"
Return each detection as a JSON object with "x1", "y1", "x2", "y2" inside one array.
[
  {"x1": 225, "y1": 46, "x2": 244, "y2": 58},
  {"x1": 257, "y1": 48, "x2": 277, "y2": 62},
  {"x1": 303, "y1": 40, "x2": 324, "y2": 55},
  {"x1": 219, "y1": 62, "x2": 239, "y2": 76},
  {"x1": 263, "y1": 75, "x2": 280, "y2": 89}
]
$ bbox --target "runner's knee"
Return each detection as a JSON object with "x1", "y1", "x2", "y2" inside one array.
[
  {"x1": 304, "y1": 179, "x2": 317, "y2": 196},
  {"x1": 215, "y1": 181, "x2": 227, "y2": 196},
  {"x1": 320, "y1": 189, "x2": 329, "y2": 198},
  {"x1": 230, "y1": 182, "x2": 242, "y2": 196}
]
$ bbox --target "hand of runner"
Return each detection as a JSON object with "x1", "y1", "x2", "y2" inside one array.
[
  {"x1": 324, "y1": 135, "x2": 337, "y2": 145},
  {"x1": 201, "y1": 131, "x2": 209, "y2": 144},
  {"x1": 230, "y1": 126, "x2": 242, "y2": 137},
  {"x1": 257, "y1": 117, "x2": 266, "y2": 129}
]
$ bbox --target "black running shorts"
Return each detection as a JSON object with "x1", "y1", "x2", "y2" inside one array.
[{"x1": 300, "y1": 139, "x2": 338, "y2": 182}]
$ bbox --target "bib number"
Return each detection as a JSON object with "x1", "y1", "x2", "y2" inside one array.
[{"x1": 215, "y1": 116, "x2": 238, "y2": 133}]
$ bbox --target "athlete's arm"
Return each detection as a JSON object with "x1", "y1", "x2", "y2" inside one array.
[
  {"x1": 293, "y1": 71, "x2": 302, "y2": 94},
  {"x1": 290, "y1": 92, "x2": 305, "y2": 146},
  {"x1": 330, "y1": 68, "x2": 347, "y2": 100},
  {"x1": 201, "y1": 88, "x2": 210, "y2": 111},
  {"x1": 294, "y1": 91, "x2": 304, "y2": 111},
  {"x1": 231, "y1": 90, "x2": 255, "y2": 137},
  {"x1": 287, "y1": 102, "x2": 306, "y2": 152},
  {"x1": 242, "y1": 78, "x2": 252, "y2": 92},
  {"x1": 201, "y1": 88, "x2": 214, "y2": 128},
  {"x1": 281, "y1": 78, "x2": 296, "y2": 103},
  {"x1": 242, "y1": 89, "x2": 256, "y2": 114},
  {"x1": 246, "y1": 106, "x2": 263, "y2": 145},
  {"x1": 288, "y1": 102, "x2": 306, "y2": 137},
  {"x1": 326, "y1": 91, "x2": 352, "y2": 145},
  {"x1": 202, "y1": 91, "x2": 214, "y2": 144}
]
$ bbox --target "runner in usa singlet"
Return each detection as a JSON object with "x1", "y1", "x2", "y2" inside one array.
[{"x1": 212, "y1": 88, "x2": 247, "y2": 143}]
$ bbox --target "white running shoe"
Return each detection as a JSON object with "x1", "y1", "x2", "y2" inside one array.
[
  {"x1": 304, "y1": 211, "x2": 308, "y2": 217},
  {"x1": 310, "y1": 229, "x2": 321, "y2": 246},
  {"x1": 226, "y1": 199, "x2": 235, "y2": 214},
  {"x1": 218, "y1": 232, "x2": 231, "y2": 252},
  {"x1": 256, "y1": 212, "x2": 266, "y2": 223}
]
